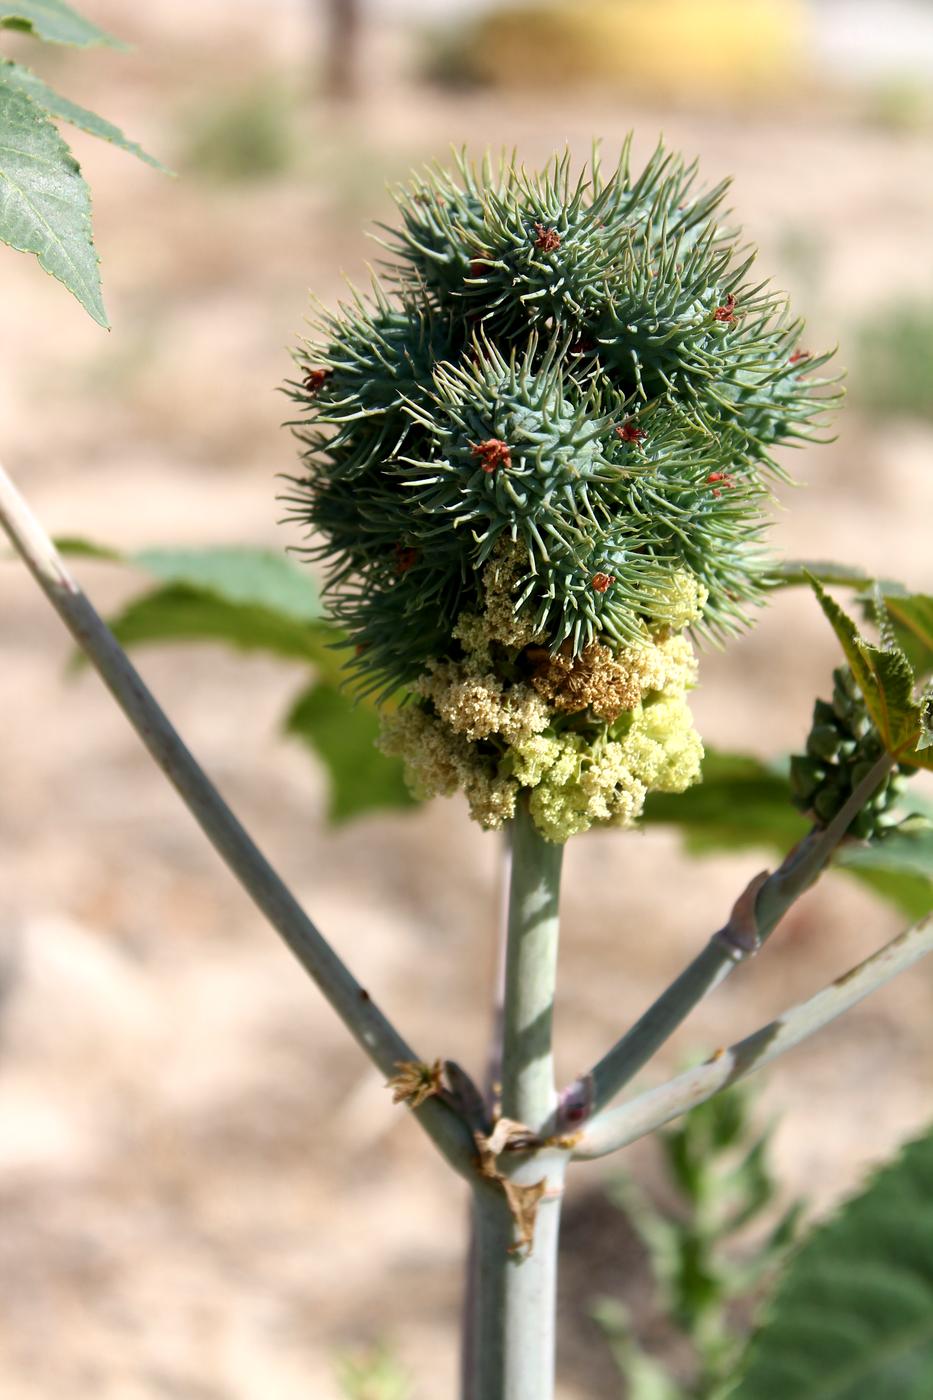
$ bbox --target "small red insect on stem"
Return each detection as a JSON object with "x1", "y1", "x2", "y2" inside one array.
[
  {"x1": 304, "y1": 367, "x2": 332, "y2": 393},
  {"x1": 533, "y1": 222, "x2": 561, "y2": 253},
  {"x1": 615, "y1": 423, "x2": 646, "y2": 444},
  {"x1": 471, "y1": 439, "x2": 512, "y2": 474},
  {"x1": 714, "y1": 294, "x2": 737, "y2": 325},
  {"x1": 789, "y1": 348, "x2": 811, "y2": 365},
  {"x1": 591, "y1": 572, "x2": 615, "y2": 593}
]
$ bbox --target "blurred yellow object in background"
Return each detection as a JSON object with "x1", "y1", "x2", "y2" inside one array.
[{"x1": 447, "y1": 0, "x2": 807, "y2": 100}]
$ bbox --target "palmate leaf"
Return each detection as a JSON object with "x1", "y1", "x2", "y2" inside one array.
[
  {"x1": 773, "y1": 562, "x2": 933, "y2": 680},
  {"x1": 642, "y1": 749, "x2": 808, "y2": 855},
  {"x1": 726, "y1": 1119, "x2": 933, "y2": 1399},
  {"x1": 0, "y1": 80, "x2": 106, "y2": 323},
  {"x1": 772, "y1": 561, "x2": 873, "y2": 591},
  {"x1": 870, "y1": 590, "x2": 933, "y2": 680},
  {"x1": 836, "y1": 823, "x2": 933, "y2": 920},
  {"x1": 0, "y1": 61, "x2": 167, "y2": 169},
  {"x1": 55, "y1": 540, "x2": 417, "y2": 823},
  {"x1": 105, "y1": 583, "x2": 332, "y2": 667},
  {"x1": 643, "y1": 749, "x2": 932, "y2": 919},
  {"x1": 57, "y1": 540, "x2": 330, "y2": 664},
  {"x1": 130, "y1": 546, "x2": 324, "y2": 624},
  {"x1": 0, "y1": 0, "x2": 123, "y2": 47},
  {"x1": 811, "y1": 579, "x2": 933, "y2": 770},
  {"x1": 285, "y1": 682, "x2": 415, "y2": 824}
]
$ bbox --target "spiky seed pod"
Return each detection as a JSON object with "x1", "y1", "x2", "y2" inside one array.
[
  {"x1": 789, "y1": 667, "x2": 913, "y2": 838},
  {"x1": 284, "y1": 142, "x2": 838, "y2": 840}
]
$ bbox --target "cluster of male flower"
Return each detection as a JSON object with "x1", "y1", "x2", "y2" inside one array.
[
  {"x1": 380, "y1": 543, "x2": 704, "y2": 839},
  {"x1": 284, "y1": 143, "x2": 835, "y2": 842}
]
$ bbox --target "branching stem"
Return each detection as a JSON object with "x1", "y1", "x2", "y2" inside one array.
[
  {"x1": 558, "y1": 751, "x2": 894, "y2": 1129},
  {"x1": 573, "y1": 912, "x2": 933, "y2": 1160},
  {"x1": 0, "y1": 461, "x2": 475, "y2": 1178}
]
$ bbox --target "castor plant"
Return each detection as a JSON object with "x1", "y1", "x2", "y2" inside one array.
[{"x1": 1, "y1": 12, "x2": 932, "y2": 1394}]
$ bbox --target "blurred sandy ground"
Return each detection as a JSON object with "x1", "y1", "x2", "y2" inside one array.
[{"x1": 1, "y1": 1, "x2": 932, "y2": 1395}]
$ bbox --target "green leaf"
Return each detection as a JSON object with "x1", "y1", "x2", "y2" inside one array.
[
  {"x1": 130, "y1": 547, "x2": 324, "y2": 624},
  {"x1": 104, "y1": 583, "x2": 332, "y2": 666},
  {"x1": 58, "y1": 541, "x2": 325, "y2": 625},
  {"x1": 643, "y1": 746, "x2": 931, "y2": 917},
  {"x1": 771, "y1": 564, "x2": 933, "y2": 677},
  {"x1": 836, "y1": 824, "x2": 933, "y2": 920},
  {"x1": 337, "y1": 1341, "x2": 412, "y2": 1400},
  {"x1": 591, "y1": 1299, "x2": 686, "y2": 1400},
  {"x1": 843, "y1": 866, "x2": 933, "y2": 922},
  {"x1": 811, "y1": 578, "x2": 933, "y2": 770},
  {"x1": 0, "y1": 61, "x2": 167, "y2": 169},
  {"x1": 871, "y1": 591, "x2": 933, "y2": 680},
  {"x1": 66, "y1": 540, "x2": 346, "y2": 670},
  {"x1": 284, "y1": 682, "x2": 416, "y2": 823},
  {"x1": 838, "y1": 823, "x2": 933, "y2": 883},
  {"x1": 56, "y1": 538, "x2": 420, "y2": 824},
  {"x1": 0, "y1": 81, "x2": 106, "y2": 324},
  {"x1": 642, "y1": 749, "x2": 808, "y2": 856},
  {"x1": 727, "y1": 1119, "x2": 933, "y2": 1399},
  {"x1": 0, "y1": 0, "x2": 124, "y2": 47},
  {"x1": 53, "y1": 534, "x2": 122, "y2": 562},
  {"x1": 771, "y1": 560, "x2": 873, "y2": 590}
]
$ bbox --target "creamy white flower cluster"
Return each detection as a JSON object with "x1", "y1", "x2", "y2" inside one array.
[{"x1": 380, "y1": 545, "x2": 704, "y2": 842}]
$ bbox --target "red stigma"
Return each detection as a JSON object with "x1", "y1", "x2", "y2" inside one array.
[
  {"x1": 789, "y1": 349, "x2": 811, "y2": 364},
  {"x1": 471, "y1": 438, "x2": 512, "y2": 473},
  {"x1": 533, "y1": 221, "x2": 561, "y2": 253},
  {"x1": 394, "y1": 544, "x2": 418, "y2": 574},
  {"x1": 714, "y1": 294, "x2": 737, "y2": 324},
  {"x1": 707, "y1": 471, "x2": 735, "y2": 498},
  {"x1": 615, "y1": 423, "x2": 646, "y2": 444},
  {"x1": 591, "y1": 572, "x2": 615, "y2": 594}
]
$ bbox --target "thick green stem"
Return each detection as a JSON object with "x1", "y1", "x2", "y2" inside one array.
[
  {"x1": 466, "y1": 801, "x2": 565, "y2": 1400},
  {"x1": 500, "y1": 800, "x2": 563, "y2": 1129},
  {"x1": 468, "y1": 1157, "x2": 566, "y2": 1400}
]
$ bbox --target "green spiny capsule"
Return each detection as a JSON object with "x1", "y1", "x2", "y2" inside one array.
[
  {"x1": 812, "y1": 698, "x2": 837, "y2": 728},
  {"x1": 792, "y1": 664, "x2": 918, "y2": 838},
  {"x1": 807, "y1": 724, "x2": 845, "y2": 762},
  {"x1": 789, "y1": 754, "x2": 825, "y2": 803},
  {"x1": 283, "y1": 143, "x2": 840, "y2": 840},
  {"x1": 285, "y1": 142, "x2": 838, "y2": 695},
  {"x1": 849, "y1": 807, "x2": 876, "y2": 840},
  {"x1": 833, "y1": 665, "x2": 858, "y2": 698},
  {"x1": 813, "y1": 786, "x2": 845, "y2": 824},
  {"x1": 831, "y1": 680, "x2": 856, "y2": 723}
]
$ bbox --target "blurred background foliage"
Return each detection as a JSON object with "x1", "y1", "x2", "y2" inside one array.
[{"x1": 421, "y1": 0, "x2": 807, "y2": 100}]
